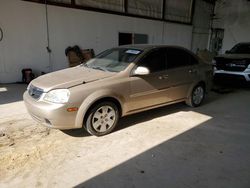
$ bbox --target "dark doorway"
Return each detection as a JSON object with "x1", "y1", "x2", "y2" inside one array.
[{"x1": 119, "y1": 33, "x2": 133, "y2": 46}]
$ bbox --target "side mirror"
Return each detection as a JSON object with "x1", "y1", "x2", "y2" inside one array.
[
  {"x1": 134, "y1": 66, "x2": 150, "y2": 76},
  {"x1": 225, "y1": 50, "x2": 230, "y2": 54}
]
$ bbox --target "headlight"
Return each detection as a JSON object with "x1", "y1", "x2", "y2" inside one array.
[{"x1": 43, "y1": 89, "x2": 70, "y2": 103}]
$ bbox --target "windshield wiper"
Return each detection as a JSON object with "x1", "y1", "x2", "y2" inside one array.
[
  {"x1": 91, "y1": 66, "x2": 108, "y2": 72},
  {"x1": 79, "y1": 63, "x2": 87, "y2": 68},
  {"x1": 81, "y1": 63, "x2": 88, "y2": 67}
]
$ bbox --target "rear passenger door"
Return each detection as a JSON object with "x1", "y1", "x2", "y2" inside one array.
[{"x1": 165, "y1": 48, "x2": 200, "y2": 100}]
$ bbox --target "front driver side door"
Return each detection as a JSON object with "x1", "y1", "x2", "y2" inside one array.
[{"x1": 128, "y1": 48, "x2": 172, "y2": 112}]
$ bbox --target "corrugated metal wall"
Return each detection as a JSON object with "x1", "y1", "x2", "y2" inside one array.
[{"x1": 48, "y1": 0, "x2": 194, "y2": 23}]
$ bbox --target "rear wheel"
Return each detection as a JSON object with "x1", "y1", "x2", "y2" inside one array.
[
  {"x1": 186, "y1": 84, "x2": 205, "y2": 107},
  {"x1": 84, "y1": 101, "x2": 119, "y2": 136}
]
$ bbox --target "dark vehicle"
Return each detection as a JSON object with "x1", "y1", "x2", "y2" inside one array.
[{"x1": 213, "y1": 42, "x2": 250, "y2": 82}]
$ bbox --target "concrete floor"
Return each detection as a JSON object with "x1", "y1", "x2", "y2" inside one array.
[{"x1": 0, "y1": 83, "x2": 250, "y2": 188}]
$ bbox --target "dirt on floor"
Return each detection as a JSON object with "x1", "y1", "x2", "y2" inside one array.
[
  {"x1": 0, "y1": 117, "x2": 55, "y2": 179},
  {"x1": 0, "y1": 115, "x2": 92, "y2": 187}
]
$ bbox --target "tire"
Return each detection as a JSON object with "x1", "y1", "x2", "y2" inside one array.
[
  {"x1": 84, "y1": 101, "x2": 119, "y2": 136},
  {"x1": 186, "y1": 84, "x2": 205, "y2": 107}
]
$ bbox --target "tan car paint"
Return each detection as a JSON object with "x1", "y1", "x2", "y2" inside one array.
[
  {"x1": 31, "y1": 66, "x2": 116, "y2": 92},
  {"x1": 23, "y1": 45, "x2": 212, "y2": 130}
]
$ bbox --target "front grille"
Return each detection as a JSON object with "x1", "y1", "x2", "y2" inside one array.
[
  {"x1": 215, "y1": 58, "x2": 249, "y2": 72},
  {"x1": 214, "y1": 73, "x2": 246, "y2": 82},
  {"x1": 28, "y1": 85, "x2": 43, "y2": 100}
]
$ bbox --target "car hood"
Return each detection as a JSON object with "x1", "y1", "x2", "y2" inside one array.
[
  {"x1": 31, "y1": 66, "x2": 115, "y2": 92},
  {"x1": 216, "y1": 53, "x2": 250, "y2": 59}
]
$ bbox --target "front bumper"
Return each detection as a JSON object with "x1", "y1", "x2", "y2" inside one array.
[
  {"x1": 214, "y1": 69, "x2": 250, "y2": 82},
  {"x1": 23, "y1": 91, "x2": 81, "y2": 129}
]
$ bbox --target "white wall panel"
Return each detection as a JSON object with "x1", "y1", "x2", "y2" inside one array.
[
  {"x1": 163, "y1": 23, "x2": 192, "y2": 49},
  {"x1": 191, "y1": 0, "x2": 213, "y2": 52},
  {"x1": 0, "y1": 0, "x2": 193, "y2": 83},
  {"x1": 0, "y1": 0, "x2": 49, "y2": 83},
  {"x1": 213, "y1": 0, "x2": 250, "y2": 53}
]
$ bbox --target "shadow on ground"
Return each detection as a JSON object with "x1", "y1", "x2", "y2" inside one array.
[
  {"x1": 62, "y1": 80, "x2": 250, "y2": 138},
  {"x1": 62, "y1": 128, "x2": 91, "y2": 137},
  {"x1": 74, "y1": 82, "x2": 250, "y2": 188},
  {"x1": 212, "y1": 78, "x2": 250, "y2": 93},
  {"x1": 0, "y1": 84, "x2": 27, "y2": 104},
  {"x1": 62, "y1": 102, "x2": 190, "y2": 137},
  {"x1": 75, "y1": 115, "x2": 250, "y2": 188},
  {"x1": 61, "y1": 79, "x2": 245, "y2": 138}
]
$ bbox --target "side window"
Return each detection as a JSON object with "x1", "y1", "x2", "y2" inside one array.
[
  {"x1": 189, "y1": 53, "x2": 199, "y2": 65},
  {"x1": 139, "y1": 49, "x2": 166, "y2": 73},
  {"x1": 166, "y1": 48, "x2": 198, "y2": 69}
]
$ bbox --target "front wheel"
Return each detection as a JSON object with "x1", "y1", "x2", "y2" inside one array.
[
  {"x1": 186, "y1": 84, "x2": 205, "y2": 107},
  {"x1": 84, "y1": 101, "x2": 119, "y2": 136}
]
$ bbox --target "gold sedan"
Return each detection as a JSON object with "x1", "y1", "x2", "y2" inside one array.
[{"x1": 23, "y1": 45, "x2": 213, "y2": 136}]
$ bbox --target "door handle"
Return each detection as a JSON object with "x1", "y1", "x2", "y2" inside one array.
[
  {"x1": 158, "y1": 75, "x2": 168, "y2": 80},
  {"x1": 0, "y1": 27, "x2": 3, "y2": 42}
]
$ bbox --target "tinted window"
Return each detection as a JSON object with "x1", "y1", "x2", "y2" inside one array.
[
  {"x1": 230, "y1": 43, "x2": 250, "y2": 54},
  {"x1": 139, "y1": 49, "x2": 166, "y2": 73},
  {"x1": 166, "y1": 48, "x2": 198, "y2": 69},
  {"x1": 189, "y1": 53, "x2": 199, "y2": 65}
]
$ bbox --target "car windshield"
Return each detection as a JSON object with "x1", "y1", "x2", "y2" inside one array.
[
  {"x1": 229, "y1": 43, "x2": 250, "y2": 54},
  {"x1": 84, "y1": 48, "x2": 142, "y2": 72}
]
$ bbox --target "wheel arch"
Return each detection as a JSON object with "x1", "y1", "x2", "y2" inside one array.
[
  {"x1": 75, "y1": 90, "x2": 124, "y2": 128},
  {"x1": 187, "y1": 80, "x2": 206, "y2": 99},
  {"x1": 197, "y1": 80, "x2": 206, "y2": 90},
  {"x1": 83, "y1": 97, "x2": 122, "y2": 123},
  {"x1": 185, "y1": 80, "x2": 207, "y2": 107}
]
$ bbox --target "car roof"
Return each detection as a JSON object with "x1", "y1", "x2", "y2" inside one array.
[
  {"x1": 117, "y1": 44, "x2": 187, "y2": 51},
  {"x1": 235, "y1": 42, "x2": 250, "y2": 45}
]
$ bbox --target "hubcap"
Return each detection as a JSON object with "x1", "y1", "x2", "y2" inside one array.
[
  {"x1": 193, "y1": 86, "x2": 204, "y2": 105},
  {"x1": 92, "y1": 105, "x2": 116, "y2": 133}
]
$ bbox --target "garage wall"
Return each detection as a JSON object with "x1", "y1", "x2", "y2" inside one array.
[
  {"x1": 0, "y1": 0, "x2": 194, "y2": 83},
  {"x1": 213, "y1": 0, "x2": 250, "y2": 53},
  {"x1": 191, "y1": 0, "x2": 213, "y2": 53},
  {"x1": 0, "y1": 0, "x2": 49, "y2": 83},
  {"x1": 48, "y1": 5, "x2": 192, "y2": 71}
]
